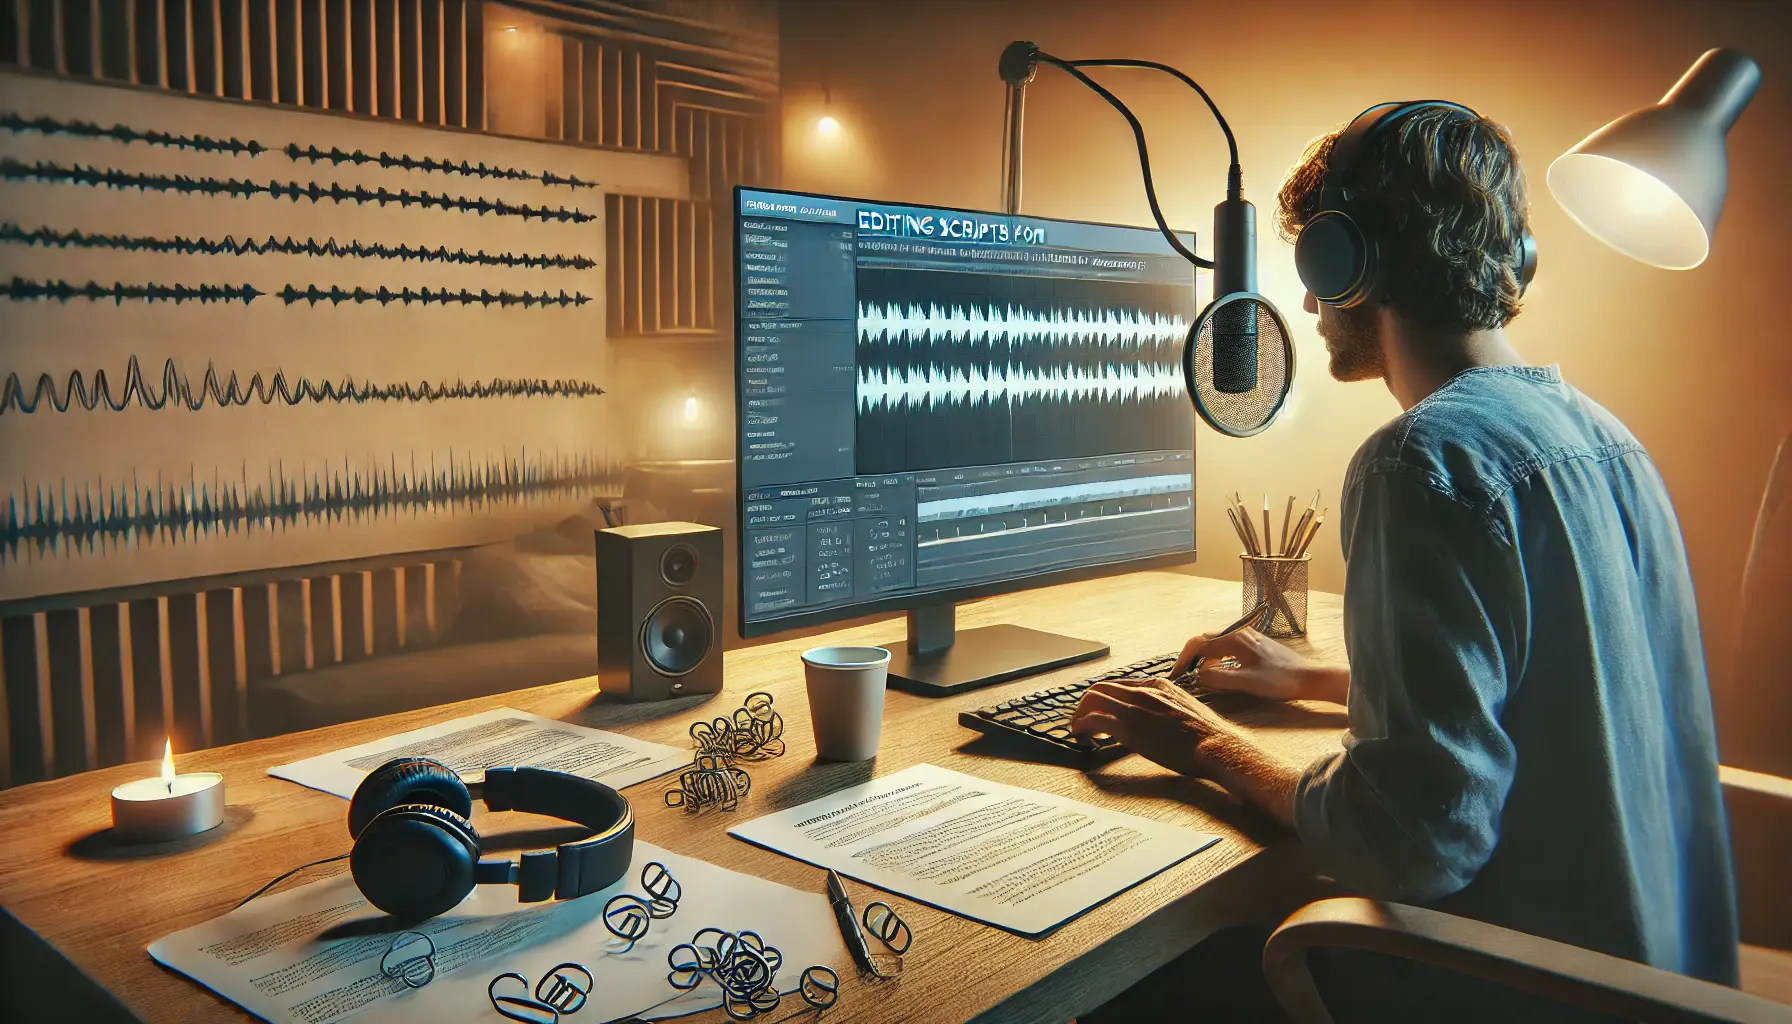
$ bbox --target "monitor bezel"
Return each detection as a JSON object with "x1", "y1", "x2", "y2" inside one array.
[{"x1": 733, "y1": 184, "x2": 1200, "y2": 639}]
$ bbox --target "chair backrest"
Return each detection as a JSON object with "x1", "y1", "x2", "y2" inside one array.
[{"x1": 1732, "y1": 434, "x2": 1792, "y2": 778}]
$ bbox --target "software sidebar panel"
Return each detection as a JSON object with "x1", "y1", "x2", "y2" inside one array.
[{"x1": 737, "y1": 188, "x2": 1198, "y2": 634}]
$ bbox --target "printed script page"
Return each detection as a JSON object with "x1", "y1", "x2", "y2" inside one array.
[
  {"x1": 728, "y1": 763, "x2": 1220, "y2": 936},
  {"x1": 268, "y1": 707, "x2": 687, "y2": 799},
  {"x1": 148, "y1": 841, "x2": 847, "y2": 1024}
]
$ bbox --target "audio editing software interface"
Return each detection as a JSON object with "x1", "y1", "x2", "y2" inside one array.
[{"x1": 736, "y1": 188, "x2": 1197, "y2": 628}]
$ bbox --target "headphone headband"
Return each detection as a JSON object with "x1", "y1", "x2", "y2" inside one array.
[
  {"x1": 476, "y1": 766, "x2": 634, "y2": 902},
  {"x1": 1320, "y1": 100, "x2": 1478, "y2": 211}
]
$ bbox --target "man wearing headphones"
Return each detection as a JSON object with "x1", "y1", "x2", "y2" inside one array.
[{"x1": 1072, "y1": 104, "x2": 1737, "y2": 1021}]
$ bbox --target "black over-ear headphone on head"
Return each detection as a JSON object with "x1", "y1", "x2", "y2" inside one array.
[
  {"x1": 347, "y1": 756, "x2": 634, "y2": 920},
  {"x1": 1294, "y1": 100, "x2": 1539, "y2": 309}
]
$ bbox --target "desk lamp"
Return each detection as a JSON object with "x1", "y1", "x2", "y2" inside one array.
[
  {"x1": 998, "y1": 42, "x2": 1294, "y2": 438},
  {"x1": 1547, "y1": 48, "x2": 1761, "y2": 269}
]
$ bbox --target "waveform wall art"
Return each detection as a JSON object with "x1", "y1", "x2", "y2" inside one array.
[{"x1": 0, "y1": 72, "x2": 688, "y2": 601}]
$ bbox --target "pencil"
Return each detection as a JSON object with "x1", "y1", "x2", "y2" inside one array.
[
  {"x1": 1294, "y1": 509, "x2": 1329, "y2": 558},
  {"x1": 1237, "y1": 498, "x2": 1262, "y2": 555},
  {"x1": 1262, "y1": 494, "x2": 1273, "y2": 559},
  {"x1": 1279, "y1": 495, "x2": 1295, "y2": 557},
  {"x1": 1287, "y1": 490, "x2": 1319, "y2": 558},
  {"x1": 1224, "y1": 506, "x2": 1252, "y2": 554}
]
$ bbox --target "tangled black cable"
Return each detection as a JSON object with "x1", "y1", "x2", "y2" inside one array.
[
  {"x1": 667, "y1": 692, "x2": 786, "y2": 813},
  {"x1": 601, "y1": 861, "x2": 683, "y2": 953},
  {"x1": 488, "y1": 962, "x2": 594, "y2": 1023},
  {"x1": 666, "y1": 928, "x2": 839, "y2": 1020},
  {"x1": 380, "y1": 931, "x2": 438, "y2": 989}
]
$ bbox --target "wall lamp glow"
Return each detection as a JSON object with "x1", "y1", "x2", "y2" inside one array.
[
  {"x1": 683, "y1": 395, "x2": 700, "y2": 423},
  {"x1": 816, "y1": 115, "x2": 841, "y2": 137},
  {"x1": 1548, "y1": 48, "x2": 1760, "y2": 270}
]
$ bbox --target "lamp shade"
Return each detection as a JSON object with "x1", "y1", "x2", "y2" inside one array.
[{"x1": 1547, "y1": 48, "x2": 1760, "y2": 269}]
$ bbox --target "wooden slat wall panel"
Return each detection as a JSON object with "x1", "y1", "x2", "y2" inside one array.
[
  {"x1": 1, "y1": 616, "x2": 38, "y2": 784},
  {"x1": 124, "y1": 598, "x2": 166, "y2": 763},
  {"x1": 162, "y1": 595, "x2": 204, "y2": 753},
  {"x1": 87, "y1": 605, "x2": 126, "y2": 768},
  {"x1": 43, "y1": 609, "x2": 89, "y2": 777},
  {"x1": 203, "y1": 591, "x2": 240, "y2": 745}
]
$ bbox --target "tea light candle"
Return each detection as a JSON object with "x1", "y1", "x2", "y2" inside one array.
[{"x1": 111, "y1": 739, "x2": 224, "y2": 843}]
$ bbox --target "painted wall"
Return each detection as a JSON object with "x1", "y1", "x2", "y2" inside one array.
[{"x1": 779, "y1": 0, "x2": 1792, "y2": 762}]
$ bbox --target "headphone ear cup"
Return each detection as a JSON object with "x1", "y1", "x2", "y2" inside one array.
[
  {"x1": 351, "y1": 803, "x2": 481, "y2": 921},
  {"x1": 1514, "y1": 231, "x2": 1539, "y2": 297},
  {"x1": 348, "y1": 757, "x2": 474, "y2": 840},
  {"x1": 1295, "y1": 211, "x2": 1372, "y2": 307}
]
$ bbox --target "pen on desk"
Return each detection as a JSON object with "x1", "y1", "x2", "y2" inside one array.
[{"x1": 826, "y1": 869, "x2": 877, "y2": 975}]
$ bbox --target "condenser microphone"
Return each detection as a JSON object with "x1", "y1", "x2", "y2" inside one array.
[
  {"x1": 1008, "y1": 45, "x2": 1295, "y2": 436},
  {"x1": 1211, "y1": 192, "x2": 1259, "y2": 394}
]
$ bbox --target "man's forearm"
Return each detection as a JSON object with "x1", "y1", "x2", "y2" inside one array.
[
  {"x1": 1193, "y1": 732, "x2": 1303, "y2": 829},
  {"x1": 1299, "y1": 665, "x2": 1351, "y2": 705}
]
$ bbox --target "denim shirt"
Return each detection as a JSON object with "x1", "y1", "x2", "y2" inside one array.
[{"x1": 1293, "y1": 366, "x2": 1739, "y2": 990}]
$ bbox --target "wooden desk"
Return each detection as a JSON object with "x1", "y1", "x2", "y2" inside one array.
[{"x1": 0, "y1": 571, "x2": 1349, "y2": 1024}]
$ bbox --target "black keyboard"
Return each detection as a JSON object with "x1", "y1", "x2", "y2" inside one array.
[{"x1": 958, "y1": 651, "x2": 1200, "y2": 767}]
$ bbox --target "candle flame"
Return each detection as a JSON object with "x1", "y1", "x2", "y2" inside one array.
[{"x1": 161, "y1": 737, "x2": 175, "y2": 786}]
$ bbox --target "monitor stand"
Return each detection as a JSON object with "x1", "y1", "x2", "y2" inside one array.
[{"x1": 883, "y1": 602, "x2": 1108, "y2": 697}]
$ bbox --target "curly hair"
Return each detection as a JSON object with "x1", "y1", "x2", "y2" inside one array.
[{"x1": 1276, "y1": 106, "x2": 1530, "y2": 333}]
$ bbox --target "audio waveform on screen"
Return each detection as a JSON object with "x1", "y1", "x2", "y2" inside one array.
[
  {"x1": 856, "y1": 302, "x2": 1188, "y2": 410},
  {"x1": 1, "y1": 449, "x2": 624, "y2": 561},
  {"x1": 282, "y1": 145, "x2": 599, "y2": 189},
  {"x1": 0, "y1": 112, "x2": 267, "y2": 156},
  {"x1": 2, "y1": 277, "x2": 263, "y2": 305},
  {"x1": 0, "y1": 222, "x2": 598, "y2": 270},
  {"x1": 1, "y1": 355, "x2": 605, "y2": 415},
  {"x1": 853, "y1": 267, "x2": 1197, "y2": 474},
  {"x1": 0, "y1": 159, "x2": 598, "y2": 222}
]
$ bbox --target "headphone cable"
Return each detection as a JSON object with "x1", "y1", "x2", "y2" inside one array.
[{"x1": 235, "y1": 853, "x2": 351, "y2": 910}]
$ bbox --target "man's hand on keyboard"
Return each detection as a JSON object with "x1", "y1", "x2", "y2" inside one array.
[
  {"x1": 1069, "y1": 676, "x2": 1247, "y2": 780},
  {"x1": 1171, "y1": 628, "x2": 1350, "y2": 704},
  {"x1": 1070, "y1": 674, "x2": 1303, "y2": 828}
]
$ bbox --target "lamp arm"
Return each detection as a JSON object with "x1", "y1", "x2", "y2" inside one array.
[
  {"x1": 1030, "y1": 50, "x2": 1218, "y2": 271},
  {"x1": 1064, "y1": 57, "x2": 1242, "y2": 187}
]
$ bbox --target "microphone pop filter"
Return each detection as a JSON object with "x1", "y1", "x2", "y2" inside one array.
[{"x1": 1184, "y1": 292, "x2": 1293, "y2": 437}]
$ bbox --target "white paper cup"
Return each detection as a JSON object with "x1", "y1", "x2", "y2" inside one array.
[{"x1": 801, "y1": 645, "x2": 892, "y2": 761}]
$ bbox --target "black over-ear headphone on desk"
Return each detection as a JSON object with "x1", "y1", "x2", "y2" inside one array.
[
  {"x1": 1294, "y1": 100, "x2": 1539, "y2": 308},
  {"x1": 347, "y1": 756, "x2": 634, "y2": 920}
]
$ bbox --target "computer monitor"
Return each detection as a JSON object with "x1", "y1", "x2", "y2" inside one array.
[{"x1": 735, "y1": 186, "x2": 1197, "y2": 695}]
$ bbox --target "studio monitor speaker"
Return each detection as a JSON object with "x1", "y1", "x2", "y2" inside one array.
[{"x1": 596, "y1": 521, "x2": 724, "y2": 702}]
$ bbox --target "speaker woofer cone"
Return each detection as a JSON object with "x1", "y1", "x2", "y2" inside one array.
[{"x1": 639, "y1": 596, "x2": 714, "y2": 677}]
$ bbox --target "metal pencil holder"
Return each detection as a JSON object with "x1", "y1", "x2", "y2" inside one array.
[{"x1": 1241, "y1": 554, "x2": 1310, "y2": 638}]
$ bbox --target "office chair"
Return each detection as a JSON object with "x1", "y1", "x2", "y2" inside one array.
[
  {"x1": 1732, "y1": 433, "x2": 1792, "y2": 780},
  {"x1": 1262, "y1": 896, "x2": 1790, "y2": 1023},
  {"x1": 1263, "y1": 435, "x2": 1792, "y2": 1021}
]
